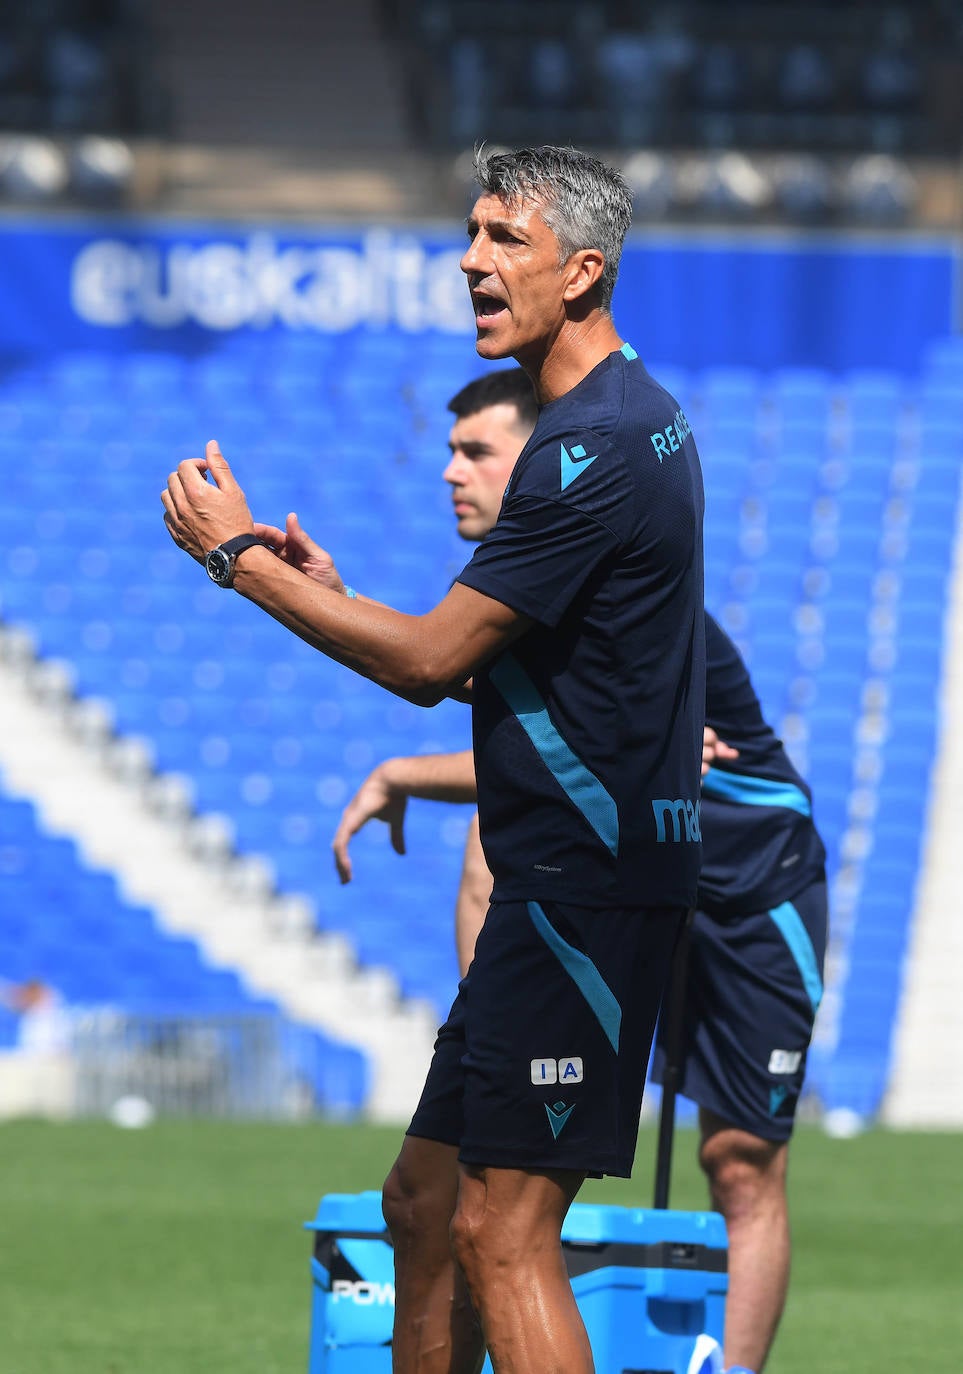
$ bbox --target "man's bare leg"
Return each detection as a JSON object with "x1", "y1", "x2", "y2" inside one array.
[
  {"x1": 451, "y1": 1163, "x2": 592, "y2": 1374},
  {"x1": 699, "y1": 1108, "x2": 790, "y2": 1373},
  {"x1": 383, "y1": 1136, "x2": 485, "y2": 1374}
]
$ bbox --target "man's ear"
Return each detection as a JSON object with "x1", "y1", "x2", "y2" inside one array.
[{"x1": 562, "y1": 248, "x2": 605, "y2": 304}]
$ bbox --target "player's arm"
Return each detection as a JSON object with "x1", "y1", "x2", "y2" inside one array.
[
  {"x1": 254, "y1": 517, "x2": 473, "y2": 700},
  {"x1": 162, "y1": 444, "x2": 530, "y2": 705},
  {"x1": 454, "y1": 812, "x2": 493, "y2": 976},
  {"x1": 332, "y1": 750, "x2": 477, "y2": 883}
]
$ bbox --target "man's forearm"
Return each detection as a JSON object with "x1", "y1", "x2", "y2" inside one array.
[
  {"x1": 229, "y1": 547, "x2": 448, "y2": 703},
  {"x1": 381, "y1": 751, "x2": 478, "y2": 803},
  {"x1": 230, "y1": 547, "x2": 507, "y2": 706}
]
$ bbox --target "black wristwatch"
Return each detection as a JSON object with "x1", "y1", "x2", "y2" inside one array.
[{"x1": 205, "y1": 533, "x2": 265, "y2": 588}]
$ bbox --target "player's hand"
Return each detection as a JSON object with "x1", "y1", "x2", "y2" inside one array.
[
  {"x1": 162, "y1": 440, "x2": 255, "y2": 560},
  {"x1": 332, "y1": 765, "x2": 408, "y2": 884},
  {"x1": 254, "y1": 513, "x2": 346, "y2": 592},
  {"x1": 702, "y1": 725, "x2": 739, "y2": 776}
]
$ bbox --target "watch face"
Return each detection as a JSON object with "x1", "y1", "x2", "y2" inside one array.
[{"x1": 206, "y1": 548, "x2": 232, "y2": 585}]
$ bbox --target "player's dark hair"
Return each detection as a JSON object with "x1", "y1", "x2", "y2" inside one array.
[
  {"x1": 447, "y1": 367, "x2": 538, "y2": 433},
  {"x1": 473, "y1": 145, "x2": 632, "y2": 312}
]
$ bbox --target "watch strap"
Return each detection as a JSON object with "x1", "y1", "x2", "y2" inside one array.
[{"x1": 218, "y1": 533, "x2": 264, "y2": 559}]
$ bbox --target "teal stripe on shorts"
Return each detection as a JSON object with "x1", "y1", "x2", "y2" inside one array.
[
  {"x1": 768, "y1": 899, "x2": 823, "y2": 1012},
  {"x1": 527, "y1": 900, "x2": 622, "y2": 1052}
]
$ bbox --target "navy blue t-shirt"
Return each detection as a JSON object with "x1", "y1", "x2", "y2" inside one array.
[
  {"x1": 699, "y1": 612, "x2": 826, "y2": 916},
  {"x1": 457, "y1": 344, "x2": 706, "y2": 908}
]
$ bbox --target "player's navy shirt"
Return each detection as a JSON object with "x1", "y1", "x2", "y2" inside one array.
[
  {"x1": 699, "y1": 612, "x2": 826, "y2": 916},
  {"x1": 457, "y1": 344, "x2": 705, "y2": 908}
]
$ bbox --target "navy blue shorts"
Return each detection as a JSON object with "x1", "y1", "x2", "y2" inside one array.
[
  {"x1": 653, "y1": 878, "x2": 828, "y2": 1142},
  {"x1": 408, "y1": 899, "x2": 685, "y2": 1178}
]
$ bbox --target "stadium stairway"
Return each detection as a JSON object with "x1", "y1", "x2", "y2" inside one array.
[
  {"x1": 884, "y1": 345, "x2": 963, "y2": 1125},
  {"x1": 0, "y1": 629, "x2": 437, "y2": 1123},
  {"x1": 884, "y1": 556, "x2": 963, "y2": 1125}
]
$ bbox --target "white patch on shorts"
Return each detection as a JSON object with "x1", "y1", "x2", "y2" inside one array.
[
  {"x1": 768, "y1": 1049, "x2": 802, "y2": 1075},
  {"x1": 531, "y1": 1057, "x2": 584, "y2": 1085}
]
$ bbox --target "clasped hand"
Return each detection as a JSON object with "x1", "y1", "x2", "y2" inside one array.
[{"x1": 162, "y1": 439, "x2": 345, "y2": 590}]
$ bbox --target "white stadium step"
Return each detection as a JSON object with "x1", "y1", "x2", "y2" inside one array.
[{"x1": 884, "y1": 506, "x2": 963, "y2": 1127}]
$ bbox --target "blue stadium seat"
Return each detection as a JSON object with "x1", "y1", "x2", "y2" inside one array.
[
  {"x1": 49, "y1": 352, "x2": 119, "y2": 398},
  {"x1": 121, "y1": 351, "x2": 190, "y2": 400},
  {"x1": 701, "y1": 412, "x2": 758, "y2": 457},
  {"x1": 699, "y1": 366, "x2": 763, "y2": 406},
  {"x1": 913, "y1": 465, "x2": 962, "y2": 509},
  {"x1": 918, "y1": 388, "x2": 963, "y2": 435},
  {"x1": 763, "y1": 487, "x2": 817, "y2": 527},
  {"x1": 770, "y1": 367, "x2": 833, "y2": 426},
  {"x1": 922, "y1": 336, "x2": 963, "y2": 387},
  {"x1": 778, "y1": 426, "x2": 829, "y2": 473},
  {"x1": 771, "y1": 366, "x2": 833, "y2": 391},
  {"x1": 844, "y1": 370, "x2": 906, "y2": 427}
]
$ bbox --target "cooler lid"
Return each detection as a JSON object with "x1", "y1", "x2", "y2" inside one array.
[
  {"x1": 304, "y1": 1190, "x2": 387, "y2": 1234},
  {"x1": 561, "y1": 1204, "x2": 727, "y2": 1251}
]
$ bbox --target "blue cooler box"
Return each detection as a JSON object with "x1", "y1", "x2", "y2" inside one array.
[{"x1": 305, "y1": 1191, "x2": 727, "y2": 1374}]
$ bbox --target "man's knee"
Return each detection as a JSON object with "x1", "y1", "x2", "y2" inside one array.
[
  {"x1": 448, "y1": 1186, "x2": 507, "y2": 1288},
  {"x1": 382, "y1": 1159, "x2": 416, "y2": 1247},
  {"x1": 449, "y1": 1165, "x2": 579, "y2": 1298},
  {"x1": 698, "y1": 1113, "x2": 788, "y2": 1216},
  {"x1": 449, "y1": 1192, "x2": 535, "y2": 1305},
  {"x1": 382, "y1": 1137, "x2": 459, "y2": 1254}
]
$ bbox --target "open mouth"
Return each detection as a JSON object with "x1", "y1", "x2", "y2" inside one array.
[{"x1": 472, "y1": 291, "x2": 508, "y2": 326}]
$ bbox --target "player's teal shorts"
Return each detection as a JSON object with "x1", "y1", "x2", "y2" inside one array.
[{"x1": 407, "y1": 899, "x2": 685, "y2": 1178}]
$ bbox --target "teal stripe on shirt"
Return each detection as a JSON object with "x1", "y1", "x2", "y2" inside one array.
[
  {"x1": 768, "y1": 900, "x2": 823, "y2": 1012},
  {"x1": 488, "y1": 652, "x2": 619, "y2": 856},
  {"x1": 527, "y1": 901, "x2": 622, "y2": 1052},
  {"x1": 702, "y1": 767, "x2": 811, "y2": 817}
]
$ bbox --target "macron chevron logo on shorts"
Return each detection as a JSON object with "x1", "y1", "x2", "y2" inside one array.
[
  {"x1": 545, "y1": 1100, "x2": 575, "y2": 1139},
  {"x1": 769, "y1": 1084, "x2": 790, "y2": 1116},
  {"x1": 560, "y1": 441, "x2": 598, "y2": 491}
]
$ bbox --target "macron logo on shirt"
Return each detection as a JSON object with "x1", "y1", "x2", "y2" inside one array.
[
  {"x1": 560, "y1": 441, "x2": 599, "y2": 491},
  {"x1": 652, "y1": 797, "x2": 702, "y2": 843}
]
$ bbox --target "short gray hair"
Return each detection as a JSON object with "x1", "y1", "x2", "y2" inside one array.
[{"x1": 473, "y1": 145, "x2": 633, "y2": 312}]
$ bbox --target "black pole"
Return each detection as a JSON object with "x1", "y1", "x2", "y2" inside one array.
[{"x1": 653, "y1": 907, "x2": 695, "y2": 1210}]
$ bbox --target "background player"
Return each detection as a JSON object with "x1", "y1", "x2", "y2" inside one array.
[
  {"x1": 163, "y1": 145, "x2": 706, "y2": 1374},
  {"x1": 334, "y1": 368, "x2": 828, "y2": 1374}
]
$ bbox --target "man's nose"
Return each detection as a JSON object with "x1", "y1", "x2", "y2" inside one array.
[{"x1": 460, "y1": 233, "x2": 490, "y2": 277}]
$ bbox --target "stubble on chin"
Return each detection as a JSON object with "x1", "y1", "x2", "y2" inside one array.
[{"x1": 474, "y1": 329, "x2": 514, "y2": 362}]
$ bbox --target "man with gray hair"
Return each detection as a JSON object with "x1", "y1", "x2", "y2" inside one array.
[
  {"x1": 162, "y1": 144, "x2": 706, "y2": 1374},
  {"x1": 335, "y1": 363, "x2": 827, "y2": 1374}
]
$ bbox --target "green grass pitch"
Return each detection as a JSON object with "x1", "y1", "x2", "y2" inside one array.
[{"x1": 0, "y1": 1119, "x2": 960, "y2": 1373}]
